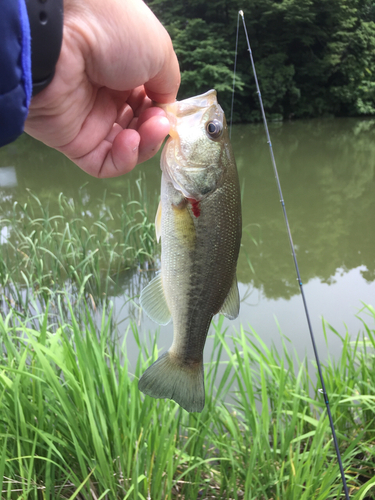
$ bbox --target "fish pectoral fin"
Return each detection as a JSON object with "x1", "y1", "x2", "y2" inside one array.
[
  {"x1": 155, "y1": 200, "x2": 162, "y2": 243},
  {"x1": 140, "y1": 273, "x2": 171, "y2": 325},
  {"x1": 219, "y1": 275, "x2": 240, "y2": 320}
]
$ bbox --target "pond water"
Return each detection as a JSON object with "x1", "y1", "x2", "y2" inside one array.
[{"x1": 1, "y1": 117, "x2": 375, "y2": 368}]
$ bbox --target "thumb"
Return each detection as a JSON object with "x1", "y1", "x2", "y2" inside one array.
[{"x1": 145, "y1": 47, "x2": 180, "y2": 104}]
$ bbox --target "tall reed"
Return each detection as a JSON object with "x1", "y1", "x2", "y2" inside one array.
[
  {"x1": 1, "y1": 299, "x2": 375, "y2": 499},
  {"x1": 0, "y1": 179, "x2": 158, "y2": 325}
]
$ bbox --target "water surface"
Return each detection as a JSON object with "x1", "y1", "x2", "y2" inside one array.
[{"x1": 1, "y1": 117, "x2": 374, "y2": 365}]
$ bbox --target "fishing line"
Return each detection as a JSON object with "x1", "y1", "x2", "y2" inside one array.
[{"x1": 234, "y1": 10, "x2": 350, "y2": 499}]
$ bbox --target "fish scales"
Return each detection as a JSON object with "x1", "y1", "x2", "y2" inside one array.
[
  {"x1": 139, "y1": 90, "x2": 242, "y2": 412},
  {"x1": 163, "y1": 172, "x2": 240, "y2": 358}
]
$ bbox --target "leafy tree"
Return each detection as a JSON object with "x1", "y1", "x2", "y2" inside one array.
[
  {"x1": 146, "y1": 0, "x2": 375, "y2": 121},
  {"x1": 167, "y1": 18, "x2": 244, "y2": 113}
]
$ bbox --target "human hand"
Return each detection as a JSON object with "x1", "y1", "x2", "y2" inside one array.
[{"x1": 24, "y1": 0, "x2": 180, "y2": 177}]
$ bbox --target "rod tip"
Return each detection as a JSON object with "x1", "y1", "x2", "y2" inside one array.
[{"x1": 239, "y1": 9, "x2": 244, "y2": 16}]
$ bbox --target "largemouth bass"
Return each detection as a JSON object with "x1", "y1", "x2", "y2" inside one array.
[{"x1": 139, "y1": 90, "x2": 242, "y2": 412}]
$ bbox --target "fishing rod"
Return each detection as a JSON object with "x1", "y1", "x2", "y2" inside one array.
[{"x1": 232, "y1": 10, "x2": 350, "y2": 499}]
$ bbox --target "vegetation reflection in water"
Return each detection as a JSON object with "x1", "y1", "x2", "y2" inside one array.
[
  {"x1": 233, "y1": 117, "x2": 375, "y2": 296},
  {"x1": 0, "y1": 118, "x2": 375, "y2": 497}
]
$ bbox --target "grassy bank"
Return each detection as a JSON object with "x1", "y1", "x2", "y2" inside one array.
[
  {"x1": 1, "y1": 189, "x2": 375, "y2": 499},
  {"x1": 1, "y1": 300, "x2": 375, "y2": 499}
]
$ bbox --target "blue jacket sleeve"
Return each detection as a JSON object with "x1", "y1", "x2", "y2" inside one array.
[{"x1": 0, "y1": 0, "x2": 32, "y2": 147}]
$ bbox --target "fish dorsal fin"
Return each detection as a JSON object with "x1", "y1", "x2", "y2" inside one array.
[
  {"x1": 155, "y1": 200, "x2": 162, "y2": 243},
  {"x1": 140, "y1": 273, "x2": 171, "y2": 325},
  {"x1": 219, "y1": 275, "x2": 240, "y2": 320}
]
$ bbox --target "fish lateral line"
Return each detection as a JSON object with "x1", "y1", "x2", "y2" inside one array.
[{"x1": 186, "y1": 197, "x2": 201, "y2": 217}]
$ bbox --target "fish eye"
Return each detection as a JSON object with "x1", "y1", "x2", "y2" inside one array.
[{"x1": 205, "y1": 119, "x2": 223, "y2": 139}]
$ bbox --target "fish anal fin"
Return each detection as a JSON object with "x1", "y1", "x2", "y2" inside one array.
[
  {"x1": 155, "y1": 200, "x2": 162, "y2": 243},
  {"x1": 219, "y1": 275, "x2": 240, "y2": 320},
  {"x1": 140, "y1": 273, "x2": 171, "y2": 325},
  {"x1": 138, "y1": 352, "x2": 205, "y2": 412}
]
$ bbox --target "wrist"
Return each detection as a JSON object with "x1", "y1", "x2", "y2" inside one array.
[{"x1": 26, "y1": 0, "x2": 64, "y2": 96}]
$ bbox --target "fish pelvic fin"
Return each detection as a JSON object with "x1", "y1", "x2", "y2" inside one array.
[
  {"x1": 138, "y1": 352, "x2": 205, "y2": 413},
  {"x1": 140, "y1": 273, "x2": 171, "y2": 325},
  {"x1": 219, "y1": 274, "x2": 240, "y2": 320}
]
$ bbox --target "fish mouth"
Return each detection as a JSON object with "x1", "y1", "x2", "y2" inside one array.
[
  {"x1": 156, "y1": 89, "x2": 217, "y2": 113},
  {"x1": 168, "y1": 127, "x2": 179, "y2": 140},
  {"x1": 156, "y1": 89, "x2": 219, "y2": 139}
]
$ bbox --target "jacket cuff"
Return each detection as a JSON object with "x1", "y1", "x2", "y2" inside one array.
[{"x1": 0, "y1": 0, "x2": 31, "y2": 146}]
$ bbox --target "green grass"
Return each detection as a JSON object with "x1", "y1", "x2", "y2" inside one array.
[
  {"x1": 1, "y1": 187, "x2": 375, "y2": 498},
  {"x1": 1, "y1": 298, "x2": 375, "y2": 499},
  {"x1": 0, "y1": 179, "x2": 157, "y2": 317}
]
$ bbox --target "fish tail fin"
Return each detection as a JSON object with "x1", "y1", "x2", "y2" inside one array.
[{"x1": 138, "y1": 352, "x2": 205, "y2": 413}]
